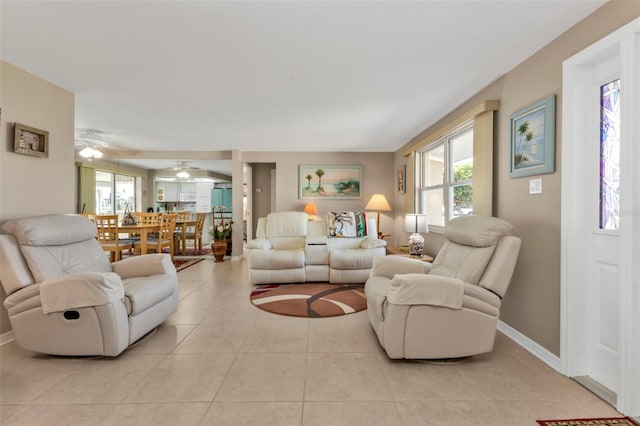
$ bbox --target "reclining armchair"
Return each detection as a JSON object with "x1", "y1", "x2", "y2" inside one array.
[
  {"x1": 365, "y1": 215, "x2": 521, "y2": 359},
  {"x1": 0, "y1": 214, "x2": 178, "y2": 357}
]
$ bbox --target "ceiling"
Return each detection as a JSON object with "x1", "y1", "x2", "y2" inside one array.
[{"x1": 1, "y1": 1, "x2": 606, "y2": 174}]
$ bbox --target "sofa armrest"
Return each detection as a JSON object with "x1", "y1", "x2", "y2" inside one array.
[
  {"x1": 40, "y1": 272, "x2": 124, "y2": 314},
  {"x1": 112, "y1": 253, "x2": 176, "y2": 279},
  {"x1": 361, "y1": 238, "x2": 387, "y2": 249},
  {"x1": 387, "y1": 273, "x2": 464, "y2": 309},
  {"x1": 369, "y1": 256, "x2": 430, "y2": 279},
  {"x1": 247, "y1": 238, "x2": 272, "y2": 250}
]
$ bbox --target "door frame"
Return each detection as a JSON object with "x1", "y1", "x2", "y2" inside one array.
[{"x1": 560, "y1": 18, "x2": 640, "y2": 416}]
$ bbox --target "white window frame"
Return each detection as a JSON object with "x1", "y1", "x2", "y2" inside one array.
[{"x1": 416, "y1": 121, "x2": 473, "y2": 232}]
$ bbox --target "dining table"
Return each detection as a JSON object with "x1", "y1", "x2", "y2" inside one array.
[{"x1": 118, "y1": 222, "x2": 161, "y2": 255}]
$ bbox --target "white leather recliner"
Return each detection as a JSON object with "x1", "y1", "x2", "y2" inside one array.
[
  {"x1": 365, "y1": 215, "x2": 521, "y2": 359},
  {"x1": 248, "y1": 211, "x2": 386, "y2": 285},
  {"x1": 0, "y1": 214, "x2": 178, "y2": 357}
]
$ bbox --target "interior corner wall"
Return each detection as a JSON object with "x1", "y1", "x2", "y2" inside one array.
[
  {"x1": 394, "y1": 1, "x2": 640, "y2": 356},
  {"x1": 0, "y1": 60, "x2": 75, "y2": 334},
  {"x1": 250, "y1": 162, "x2": 276, "y2": 237},
  {"x1": 242, "y1": 152, "x2": 395, "y2": 241}
]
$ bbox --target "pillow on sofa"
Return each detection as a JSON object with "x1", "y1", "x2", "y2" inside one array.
[{"x1": 327, "y1": 212, "x2": 367, "y2": 237}]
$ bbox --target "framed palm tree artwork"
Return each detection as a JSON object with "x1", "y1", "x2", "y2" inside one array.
[
  {"x1": 299, "y1": 165, "x2": 361, "y2": 199},
  {"x1": 509, "y1": 94, "x2": 556, "y2": 178}
]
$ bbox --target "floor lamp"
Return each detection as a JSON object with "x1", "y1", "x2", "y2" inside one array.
[{"x1": 364, "y1": 194, "x2": 391, "y2": 238}]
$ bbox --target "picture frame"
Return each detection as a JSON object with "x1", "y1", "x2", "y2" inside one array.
[
  {"x1": 299, "y1": 165, "x2": 361, "y2": 199},
  {"x1": 509, "y1": 94, "x2": 556, "y2": 178},
  {"x1": 397, "y1": 164, "x2": 406, "y2": 194},
  {"x1": 14, "y1": 123, "x2": 49, "y2": 158}
]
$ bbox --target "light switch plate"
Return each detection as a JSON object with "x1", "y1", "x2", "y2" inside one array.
[{"x1": 529, "y1": 178, "x2": 542, "y2": 194}]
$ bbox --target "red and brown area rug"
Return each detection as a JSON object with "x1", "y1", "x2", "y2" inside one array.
[
  {"x1": 250, "y1": 283, "x2": 367, "y2": 318},
  {"x1": 537, "y1": 417, "x2": 638, "y2": 426}
]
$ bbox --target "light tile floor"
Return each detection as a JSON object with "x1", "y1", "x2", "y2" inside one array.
[{"x1": 0, "y1": 258, "x2": 627, "y2": 425}]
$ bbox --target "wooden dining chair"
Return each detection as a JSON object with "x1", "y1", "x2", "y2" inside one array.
[
  {"x1": 182, "y1": 212, "x2": 207, "y2": 254},
  {"x1": 134, "y1": 211, "x2": 160, "y2": 225},
  {"x1": 135, "y1": 213, "x2": 177, "y2": 260},
  {"x1": 91, "y1": 214, "x2": 135, "y2": 262},
  {"x1": 173, "y1": 211, "x2": 192, "y2": 253}
]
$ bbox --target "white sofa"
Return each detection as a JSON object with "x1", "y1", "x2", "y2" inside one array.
[
  {"x1": 247, "y1": 211, "x2": 386, "y2": 284},
  {"x1": 0, "y1": 214, "x2": 178, "y2": 357}
]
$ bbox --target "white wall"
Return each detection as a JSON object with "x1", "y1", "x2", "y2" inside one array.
[
  {"x1": 0, "y1": 60, "x2": 75, "y2": 333},
  {"x1": 241, "y1": 151, "x2": 396, "y2": 242}
]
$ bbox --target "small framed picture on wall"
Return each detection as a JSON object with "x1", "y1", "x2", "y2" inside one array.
[{"x1": 397, "y1": 164, "x2": 406, "y2": 194}]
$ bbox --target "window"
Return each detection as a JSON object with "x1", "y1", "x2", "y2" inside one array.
[
  {"x1": 599, "y1": 78, "x2": 620, "y2": 231},
  {"x1": 416, "y1": 123, "x2": 474, "y2": 229},
  {"x1": 95, "y1": 170, "x2": 136, "y2": 217}
]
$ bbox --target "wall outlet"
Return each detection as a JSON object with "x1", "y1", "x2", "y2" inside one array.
[{"x1": 529, "y1": 178, "x2": 542, "y2": 194}]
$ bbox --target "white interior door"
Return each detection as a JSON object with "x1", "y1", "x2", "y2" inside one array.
[
  {"x1": 561, "y1": 18, "x2": 640, "y2": 416},
  {"x1": 585, "y1": 60, "x2": 620, "y2": 394}
]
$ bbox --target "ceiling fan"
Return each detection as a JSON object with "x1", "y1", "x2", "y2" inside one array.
[
  {"x1": 74, "y1": 128, "x2": 139, "y2": 160},
  {"x1": 173, "y1": 160, "x2": 200, "y2": 178}
]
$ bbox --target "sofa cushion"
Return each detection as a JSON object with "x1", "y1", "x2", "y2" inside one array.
[
  {"x1": 329, "y1": 248, "x2": 383, "y2": 270},
  {"x1": 123, "y1": 274, "x2": 176, "y2": 316},
  {"x1": 249, "y1": 248, "x2": 305, "y2": 270},
  {"x1": 265, "y1": 212, "x2": 308, "y2": 238},
  {"x1": 2, "y1": 214, "x2": 97, "y2": 246},
  {"x1": 19, "y1": 239, "x2": 112, "y2": 283},
  {"x1": 429, "y1": 241, "x2": 495, "y2": 285},
  {"x1": 2, "y1": 214, "x2": 112, "y2": 283}
]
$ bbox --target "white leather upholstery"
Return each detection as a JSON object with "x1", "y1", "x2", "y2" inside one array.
[
  {"x1": 248, "y1": 211, "x2": 387, "y2": 284},
  {"x1": 0, "y1": 214, "x2": 178, "y2": 357},
  {"x1": 364, "y1": 215, "x2": 521, "y2": 359}
]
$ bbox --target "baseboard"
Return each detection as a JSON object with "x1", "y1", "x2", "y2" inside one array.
[
  {"x1": 497, "y1": 320, "x2": 561, "y2": 372},
  {"x1": 0, "y1": 330, "x2": 15, "y2": 346}
]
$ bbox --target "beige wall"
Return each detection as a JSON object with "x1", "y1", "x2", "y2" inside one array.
[
  {"x1": 0, "y1": 61, "x2": 75, "y2": 333},
  {"x1": 395, "y1": 1, "x2": 640, "y2": 355},
  {"x1": 242, "y1": 152, "x2": 396, "y2": 240}
]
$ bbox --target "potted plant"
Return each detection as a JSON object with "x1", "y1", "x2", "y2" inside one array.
[{"x1": 209, "y1": 206, "x2": 233, "y2": 261}]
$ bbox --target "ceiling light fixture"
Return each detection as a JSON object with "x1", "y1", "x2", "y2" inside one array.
[
  {"x1": 176, "y1": 169, "x2": 190, "y2": 179},
  {"x1": 78, "y1": 146, "x2": 103, "y2": 160}
]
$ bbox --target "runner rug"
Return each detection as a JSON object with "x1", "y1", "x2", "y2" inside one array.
[
  {"x1": 173, "y1": 258, "x2": 203, "y2": 272},
  {"x1": 537, "y1": 417, "x2": 638, "y2": 426},
  {"x1": 250, "y1": 283, "x2": 367, "y2": 318}
]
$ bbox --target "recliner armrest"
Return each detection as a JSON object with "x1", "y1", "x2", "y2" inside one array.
[
  {"x1": 387, "y1": 273, "x2": 464, "y2": 309},
  {"x1": 247, "y1": 238, "x2": 272, "y2": 250},
  {"x1": 112, "y1": 253, "x2": 176, "y2": 279},
  {"x1": 40, "y1": 272, "x2": 124, "y2": 314},
  {"x1": 369, "y1": 256, "x2": 430, "y2": 279}
]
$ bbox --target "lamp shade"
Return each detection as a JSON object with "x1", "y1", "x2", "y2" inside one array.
[
  {"x1": 404, "y1": 214, "x2": 428, "y2": 234},
  {"x1": 303, "y1": 203, "x2": 318, "y2": 215},
  {"x1": 364, "y1": 194, "x2": 391, "y2": 211}
]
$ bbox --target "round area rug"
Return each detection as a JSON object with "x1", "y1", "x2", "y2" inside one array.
[{"x1": 250, "y1": 283, "x2": 367, "y2": 318}]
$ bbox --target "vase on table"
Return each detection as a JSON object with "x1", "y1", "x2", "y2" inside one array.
[{"x1": 212, "y1": 240, "x2": 227, "y2": 262}]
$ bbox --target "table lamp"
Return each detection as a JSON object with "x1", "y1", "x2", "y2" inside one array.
[
  {"x1": 364, "y1": 194, "x2": 391, "y2": 238},
  {"x1": 303, "y1": 203, "x2": 318, "y2": 221},
  {"x1": 404, "y1": 213, "x2": 428, "y2": 257}
]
